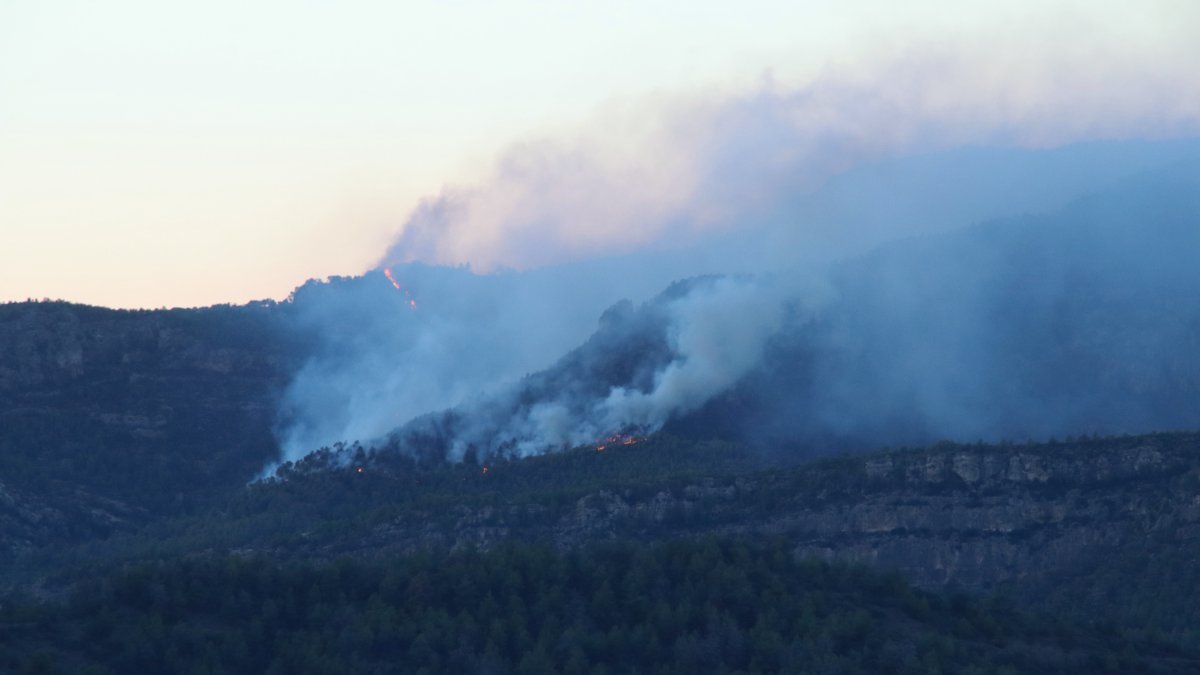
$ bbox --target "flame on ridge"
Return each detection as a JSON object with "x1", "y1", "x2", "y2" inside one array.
[
  {"x1": 383, "y1": 268, "x2": 418, "y2": 310},
  {"x1": 595, "y1": 432, "x2": 646, "y2": 452}
]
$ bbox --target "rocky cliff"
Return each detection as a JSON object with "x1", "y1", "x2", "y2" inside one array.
[
  {"x1": 0, "y1": 300, "x2": 299, "y2": 555},
  {"x1": 311, "y1": 433, "x2": 1197, "y2": 635}
]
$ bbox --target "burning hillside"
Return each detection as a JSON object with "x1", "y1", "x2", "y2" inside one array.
[
  {"x1": 383, "y1": 268, "x2": 418, "y2": 310},
  {"x1": 271, "y1": 151, "x2": 1200, "y2": 475}
]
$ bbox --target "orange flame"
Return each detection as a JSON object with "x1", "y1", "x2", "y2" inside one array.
[
  {"x1": 383, "y1": 267, "x2": 402, "y2": 290},
  {"x1": 594, "y1": 433, "x2": 646, "y2": 452},
  {"x1": 383, "y1": 268, "x2": 418, "y2": 310}
]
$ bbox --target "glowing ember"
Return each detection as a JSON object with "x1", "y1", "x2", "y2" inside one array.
[
  {"x1": 383, "y1": 268, "x2": 418, "y2": 310},
  {"x1": 594, "y1": 432, "x2": 646, "y2": 452},
  {"x1": 383, "y1": 267, "x2": 402, "y2": 290}
]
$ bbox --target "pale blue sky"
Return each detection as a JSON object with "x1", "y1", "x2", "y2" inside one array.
[{"x1": 1, "y1": 0, "x2": 1195, "y2": 307}]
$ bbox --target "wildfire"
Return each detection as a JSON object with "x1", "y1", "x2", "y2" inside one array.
[
  {"x1": 594, "y1": 432, "x2": 646, "y2": 452},
  {"x1": 383, "y1": 268, "x2": 418, "y2": 310}
]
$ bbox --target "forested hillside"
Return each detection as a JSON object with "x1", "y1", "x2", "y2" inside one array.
[
  {"x1": 1, "y1": 432, "x2": 1190, "y2": 660},
  {"x1": 3, "y1": 539, "x2": 1196, "y2": 674},
  {"x1": 2, "y1": 167, "x2": 1199, "y2": 673}
]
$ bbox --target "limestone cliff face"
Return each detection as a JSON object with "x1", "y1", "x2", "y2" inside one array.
[
  {"x1": 0, "y1": 301, "x2": 290, "y2": 395},
  {"x1": 0, "y1": 301, "x2": 299, "y2": 549},
  {"x1": 787, "y1": 442, "x2": 1196, "y2": 590},
  {"x1": 363, "y1": 435, "x2": 1200, "y2": 600}
]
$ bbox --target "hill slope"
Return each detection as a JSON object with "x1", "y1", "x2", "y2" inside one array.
[
  {"x1": 17, "y1": 431, "x2": 1191, "y2": 651},
  {"x1": 364, "y1": 166, "x2": 1200, "y2": 461}
]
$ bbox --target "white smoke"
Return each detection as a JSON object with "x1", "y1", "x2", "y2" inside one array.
[
  {"x1": 272, "y1": 35, "x2": 1200, "y2": 468},
  {"x1": 373, "y1": 274, "x2": 825, "y2": 462},
  {"x1": 384, "y1": 39, "x2": 1200, "y2": 274},
  {"x1": 598, "y1": 277, "x2": 789, "y2": 430}
]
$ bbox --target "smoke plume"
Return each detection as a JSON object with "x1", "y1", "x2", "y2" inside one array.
[
  {"x1": 272, "y1": 39, "x2": 1200, "y2": 469},
  {"x1": 368, "y1": 274, "x2": 822, "y2": 462}
]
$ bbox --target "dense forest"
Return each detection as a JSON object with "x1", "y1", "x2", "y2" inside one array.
[
  {"x1": 4, "y1": 538, "x2": 1196, "y2": 674},
  {"x1": 3, "y1": 430, "x2": 1199, "y2": 674}
]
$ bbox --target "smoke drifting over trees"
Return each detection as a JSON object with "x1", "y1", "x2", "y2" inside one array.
[
  {"x1": 272, "y1": 144, "x2": 1200, "y2": 470},
  {"x1": 270, "y1": 55, "x2": 1200, "y2": 468}
]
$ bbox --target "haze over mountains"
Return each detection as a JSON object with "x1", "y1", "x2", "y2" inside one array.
[
  {"x1": 274, "y1": 139, "x2": 1200, "y2": 470},
  {"x1": 4, "y1": 137, "x2": 1200, "y2": 673},
  {"x1": 6, "y1": 137, "x2": 1196, "y2": 502},
  {"x1": 6, "y1": 4, "x2": 1200, "y2": 670}
]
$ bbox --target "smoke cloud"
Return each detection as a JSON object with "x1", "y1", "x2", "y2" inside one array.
[
  {"x1": 364, "y1": 165, "x2": 1200, "y2": 466},
  {"x1": 272, "y1": 38, "x2": 1200, "y2": 470},
  {"x1": 597, "y1": 277, "x2": 792, "y2": 430},
  {"x1": 678, "y1": 165, "x2": 1200, "y2": 452},
  {"x1": 385, "y1": 40, "x2": 1200, "y2": 273},
  {"x1": 372, "y1": 275, "x2": 821, "y2": 462}
]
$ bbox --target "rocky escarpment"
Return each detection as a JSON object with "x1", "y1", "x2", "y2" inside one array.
[
  {"x1": 0, "y1": 300, "x2": 301, "y2": 548},
  {"x1": 0, "y1": 301, "x2": 289, "y2": 391},
  {"x1": 787, "y1": 441, "x2": 1197, "y2": 588},
  {"x1": 14, "y1": 429, "x2": 1198, "y2": 635},
  {"x1": 356, "y1": 434, "x2": 1200, "y2": 605}
]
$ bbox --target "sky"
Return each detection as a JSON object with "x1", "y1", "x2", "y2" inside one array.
[{"x1": 2, "y1": 0, "x2": 1198, "y2": 308}]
